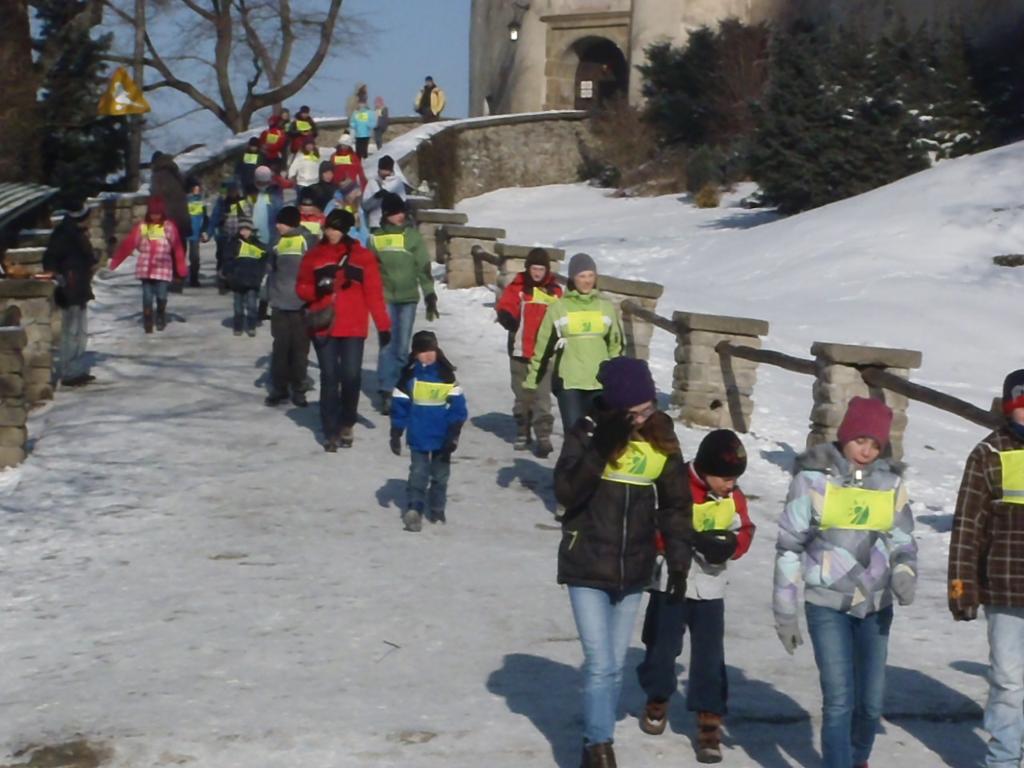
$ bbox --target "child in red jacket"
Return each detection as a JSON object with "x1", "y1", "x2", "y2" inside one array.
[
  {"x1": 495, "y1": 248, "x2": 562, "y2": 457},
  {"x1": 636, "y1": 429, "x2": 755, "y2": 764}
]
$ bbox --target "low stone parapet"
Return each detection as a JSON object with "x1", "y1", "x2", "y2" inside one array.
[
  {"x1": 671, "y1": 312, "x2": 770, "y2": 432},
  {"x1": 2, "y1": 247, "x2": 45, "y2": 277},
  {"x1": 0, "y1": 324, "x2": 29, "y2": 468},
  {"x1": 494, "y1": 244, "x2": 566, "y2": 289},
  {"x1": 439, "y1": 224, "x2": 506, "y2": 289},
  {"x1": 0, "y1": 280, "x2": 59, "y2": 404},
  {"x1": 414, "y1": 210, "x2": 469, "y2": 264},
  {"x1": 597, "y1": 275, "x2": 663, "y2": 362},
  {"x1": 808, "y1": 342, "x2": 922, "y2": 461}
]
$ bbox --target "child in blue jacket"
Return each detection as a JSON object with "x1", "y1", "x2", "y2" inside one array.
[{"x1": 389, "y1": 330, "x2": 467, "y2": 532}]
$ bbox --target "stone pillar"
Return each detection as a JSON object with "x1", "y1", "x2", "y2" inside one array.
[
  {"x1": 808, "y1": 342, "x2": 923, "y2": 461},
  {"x1": 671, "y1": 312, "x2": 770, "y2": 433},
  {"x1": 596, "y1": 275, "x2": 664, "y2": 363},
  {"x1": 414, "y1": 210, "x2": 468, "y2": 264},
  {"x1": 1, "y1": 246, "x2": 45, "y2": 277},
  {"x1": 0, "y1": 325, "x2": 28, "y2": 467},
  {"x1": 494, "y1": 243, "x2": 566, "y2": 289},
  {"x1": 438, "y1": 225, "x2": 506, "y2": 289},
  {"x1": 0, "y1": 280, "x2": 59, "y2": 404}
]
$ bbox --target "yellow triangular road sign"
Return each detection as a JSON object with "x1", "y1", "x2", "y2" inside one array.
[{"x1": 98, "y1": 67, "x2": 151, "y2": 116}]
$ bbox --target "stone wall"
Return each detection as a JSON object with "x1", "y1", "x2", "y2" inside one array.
[
  {"x1": 597, "y1": 275, "x2": 663, "y2": 363},
  {"x1": 86, "y1": 194, "x2": 148, "y2": 264},
  {"x1": 438, "y1": 225, "x2": 507, "y2": 289},
  {"x1": 0, "y1": 324, "x2": 28, "y2": 467},
  {"x1": 808, "y1": 342, "x2": 922, "y2": 461},
  {"x1": 0, "y1": 280, "x2": 59, "y2": 404}
]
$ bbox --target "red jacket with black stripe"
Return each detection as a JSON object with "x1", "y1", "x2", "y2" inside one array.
[{"x1": 495, "y1": 272, "x2": 563, "y2": 360}]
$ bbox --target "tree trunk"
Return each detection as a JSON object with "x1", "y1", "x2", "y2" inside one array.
[{"x1": 0, "y1": 0, "x2": 40, "y2": 182}]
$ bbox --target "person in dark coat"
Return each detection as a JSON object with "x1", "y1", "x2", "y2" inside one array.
[
  {"x1": 42, "y1": 201, "x2": 99, "y2": 387},
  {"x1": 150, "y1": 151, "x2": 192, "y2": 294},
  {"x1": 554, "y1": 356, "x2": 693, "y2": 767}
]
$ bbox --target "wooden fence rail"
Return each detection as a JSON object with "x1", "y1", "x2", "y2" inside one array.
[{"x1": 715, "y1": 340, "x2": 817, "y2": 377}]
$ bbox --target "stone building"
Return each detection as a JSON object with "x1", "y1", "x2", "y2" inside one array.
[{"x1": 469, "y1": 0, "x2": 1024, "y2": 116}]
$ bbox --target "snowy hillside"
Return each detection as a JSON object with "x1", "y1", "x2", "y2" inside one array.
[{"x1": 2, "y1": 142, "x2": 1021, "y2": 768}]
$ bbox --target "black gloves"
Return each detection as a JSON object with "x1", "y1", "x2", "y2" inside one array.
[
  {"x1": 378, "y1": 330, "x2": 392, "y2": 349},
  {"x1": 693, "y1": 530, "x2": 738, "y2": 565},
  {"x1": 389, "y1": 427, "x2": 403, "y2": 456},
  {"x1": 496, "y1": 309, "x2": 519, "y2": 332},
  {"x1": 343, "y1": 263, "x2": 364, "y2": 283},
  {"x1": 424, "y1": 293, "x2": 439, "y2": 321},
  {"x1": 313, "y1": 264, "x2": 338, "y2": 297},
  {"x1": 591, "y1": 411, "x2": 633, "y2": 461},
  {"x1": 666, "y1": 571, "x2": 688, "y2": 604},
  {"x1": 440, "y1": 424, "x2": 461, "y2": 461}
]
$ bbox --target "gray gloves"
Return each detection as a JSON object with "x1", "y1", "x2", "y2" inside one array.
[
  {"x1": 892, "y1": 564, "x2": 917, "y2": 607},
  {"x1": 776, "y1": 618, "x2": 803, "y2": 655}
]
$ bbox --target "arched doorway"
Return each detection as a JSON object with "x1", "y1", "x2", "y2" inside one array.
[{"x1": 573, "y1": 37, "x2": 628, "y2": 111}]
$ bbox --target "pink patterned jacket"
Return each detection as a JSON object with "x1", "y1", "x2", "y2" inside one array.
[{"x1": 110, "y1": 221, "x2": 186, "y2": 282}]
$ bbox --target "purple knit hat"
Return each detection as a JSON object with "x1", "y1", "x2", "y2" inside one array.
[{"x1": 598, "y1": 357, "x2": 657, "y2": 411}]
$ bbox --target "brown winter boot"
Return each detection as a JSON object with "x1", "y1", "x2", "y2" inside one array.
[
  {"x1": 580, "y1": 741, "x2": 617, "y2": 768},
  {"x1": 155, "y1": 299, "x2": 168, "y2": 331},
  {"x1": 696, "y1": 711, "x2": 723, "y2": 764},
  {"x1": 640, "y1": 698, "x2": 668, "y2": 735},
  {"x1": 143, "y1": 308, "x2": 154, "y2": 334}
]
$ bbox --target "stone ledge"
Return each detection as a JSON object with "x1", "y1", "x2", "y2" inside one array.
[
  {"x1": 440, "y1": 225, "x2": 507, "y2": 240},
  {"x1": 0, "y1": 445, "x2": 25, "y2": 467},
  {"x1": 597, "y1": 274, "x2": 663, "y2": 299},
  {"x1": 415, "y1": 209, "x2": 468, "y2": 225},
  {"x1": 406, "y1": 195, "x2": 435, "y2": 211},
  {"x1": 811, "y1": 341, "x2": 922, "y2": 369},
  {"x1": 673, "y1": 311, "x2": 769, "y2": 337},
  {"x1": 0, "y1": 279, "x2": 55, "y2": 299},
  {"x1": 496, "y1": 243, "x2": 566, "y2": 261},
  {"x1": 0, "y1": 329, "x2": 28, "y2": 350}
]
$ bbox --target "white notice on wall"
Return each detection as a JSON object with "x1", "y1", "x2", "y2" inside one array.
[{"x1": 579, "y1": 80, "x2": 593, "y2": 98}]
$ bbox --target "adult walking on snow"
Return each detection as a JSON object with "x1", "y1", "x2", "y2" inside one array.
[
  {"x1": 524, "y1": 252, "x2": 623, "y2": 437},
  {"x1": 150, "y1": 151, "x2": 192, "y2": 294},
  {"x1": 42, "y1": 201, "x2": 99, "y2": 387},
  {"x1": 362, "y1": 155, "x2": 411, "y2": 231},
  {"x1": 773, "y1": 397, "x2": 917, "y2": 768},
  {"x1": 414, "y1": 75, "x2": 445, "y2": 123},
  {"x1": 554, "y1": 356, "x2": 693, "y2": 768},
  {"x1": 109, "y1": 197, "x2": 187, "y2": 334},
  {"x1": 495, "y1": 247, "x2": 562, "y2": 457},
  {"x1": 370, "y1": 192, "x2": 437, "y2": 415},
  {"x1": 373, "y1": 96, "x2": 389, "y2": 151},
  {"x1": 949, "y1": 369, "x2": 1024, "y2": 768},
  {"x1": 296, "y1": 209, "x2": 391, "y2": 452}
]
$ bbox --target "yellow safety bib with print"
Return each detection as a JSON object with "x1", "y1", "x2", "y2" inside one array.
[
  {"x1": 187, "y1": 201, "x2": 204, "y2": 216},
  {"x1": 303, "y1": 152, "x2": 319, "y2": 161},
  {"x1": 356, "y1": 110, "x2": 370, "y2": 123},
  {"x1": 302, "y1": 220, "x2": 322, "y2": 236},
  {"x1": 373, "y1": 233, "x2": 406, "y2": 251},
  {"x1": 266, "y1": 132, "x2": 281, "y2": 144},
  {"x1": 693, "y1": 497, "x2": 737, "y2": 532},
  {"x1": 528, "y1": 288, "x2": 558, "y2": 306},
  {"x1": 230, "y1": 202, "x2": 247, "y2": 216},
  {"x1": 243, "y1": 152, "x2": 258, "y2": 164},
  {"x1": 276, "y1": 234, "x2": 307, "y2": 256},
  {"x1": 238, "y1": 241, "x2": 264, "y2": 260},
  {"x1": 1000, "y1": 450, "x2": 1024, "y2": 505},
  {"x1": 564, "y1": 310, "x2": 606, "y2": 337},
  {"x1": 296, "y1": 119, "x2": 312, "y2": 133},
  {"x1": 141, "y1": 223, "x2": 165, "y2": 240},
  {"x1": 412, "y1": 380, "x2": 454, "y2": 406},
  {"x1": 820, "y1": 483, "x2": 895, "y2": 531},
  {"x1": 602, "y1": 441, "x2": 667, "y2": 487},
  {"x1": 333, "y1": 154, "x2": 353, "y2": 166}
]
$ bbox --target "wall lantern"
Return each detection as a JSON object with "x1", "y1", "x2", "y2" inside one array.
[
  {"x1": 508, "y1": 21, "x2": 521, "y2": 42},
  {"x1": 508, "y1": 2, "x2": 529, "y2": 43}
]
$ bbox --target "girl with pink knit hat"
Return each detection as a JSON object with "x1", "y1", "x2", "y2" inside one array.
[{"x1": 773, "y1": 396, "x2": 918, "y2": 768}]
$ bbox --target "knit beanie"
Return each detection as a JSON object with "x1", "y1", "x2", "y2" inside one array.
[
  {"x1": 411, "y1": 330, "x2": 439, "y2": 354},
  {"x1": 836, "y1": 396, "x2": 893, "y2": 450},
  {"x1": 694, "y1": 429, "x2": 748, "y2": 478},
  {"x1": 568, "y1": 252, "x2": 597, "y2": 279},
  {"x1": 1003, "y1": 369, "x2": 1024, "y2": 414},
  {"x1": 378, "y1": 155, "x2": 395, "y2": 172},
  {"x1": 276, "y1": 206, "x2": 300, "y2": 228},
  {"x1": 66, "y1": 200, "x2": 90, "y2": 221},
  {"x1": 319, "y1": 160, "x2": 334, "y2": 176},
  {"x1": 324, "y1": 208, "x2": 355, "y2": 233},
  {"x1": 237, "y1": 216, "x2": 254, "y2": 230},
  {"x1": 247, "y1": 137, "x2": 259, "y2": 148},
  {"x1": 598, "y1": 357, "x2": 657, "y2": 411},
  {"x1": 525, "y1": 247, "x2": 550, "y2": 272},
  {"x1": 338, "y1": 133, "x2": 354, "y2": 149},
  {"x1": 381, "y1": 191, "x2": 406, "y2": 219},
  {"x1": 254, "y1": 165, "x2": 273, "y2": 185}
]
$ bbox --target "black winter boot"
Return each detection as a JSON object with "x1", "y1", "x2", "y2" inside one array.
[
  {"x1": 143, "y1": 308, "x2": 154, "y2": 334},
  {"x1": 580, "y1": 742, "x2": 617, "y2": 768},
  {"x1": 156, "y1": 300, "x2": 167, "y2": 331}
]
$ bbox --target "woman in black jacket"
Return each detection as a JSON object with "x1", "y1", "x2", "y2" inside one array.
[{"x1": 554, "y1": 356, "x2": 693, "y2": 767}]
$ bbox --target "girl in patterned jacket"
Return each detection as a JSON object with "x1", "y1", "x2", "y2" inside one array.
[
  {"x1": 110, "y1": 197, "x2": 187, "y2": 334},
  {"x1": 773, "y1": 396, "x2": 918, "y2": 768}
]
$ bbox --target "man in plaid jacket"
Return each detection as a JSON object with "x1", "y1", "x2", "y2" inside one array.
[{"x1": 949, "y1": 369, "x2": 1024, "y2": 768}]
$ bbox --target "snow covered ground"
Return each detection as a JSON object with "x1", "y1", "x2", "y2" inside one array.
[{"x1": 4, "y1": 142, "x2": 1022, "y2": 767}]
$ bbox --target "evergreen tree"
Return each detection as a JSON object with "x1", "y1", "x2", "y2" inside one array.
[
  {"x1": 930, "y1": 19, "x2": 987, "y2": 157},
  {"x1": 33, "y1": 0, "x2": 127, "y2": 204}
]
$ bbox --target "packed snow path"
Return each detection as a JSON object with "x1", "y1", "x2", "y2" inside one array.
[{"x1": 1, "y1": 238, "x2": 993, "y2": 767}]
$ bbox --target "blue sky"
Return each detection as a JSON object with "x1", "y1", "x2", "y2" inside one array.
[{"x1": 132, "y1": 0, "x2": 471, "y2": 154}]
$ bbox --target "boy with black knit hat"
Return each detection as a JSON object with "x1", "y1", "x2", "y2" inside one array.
[
  {"x1": 496, "y1": 247, "x2": 563, "y2": 456},
  {"x1": 389, "y1": 330, "x2": 468, "y2": 532},
  {"x1": 637, "y1": 428, "x2": 755, "y2": 763},
  {"x1": 221, "y1": 215, "x2": 267, "y2": 337},
  {"x1": 950, "y1": 369, "x2": 1024, "y2": 768},
  {"x1": 265, "y1": 205, "x2": 317, "y2": 406}
]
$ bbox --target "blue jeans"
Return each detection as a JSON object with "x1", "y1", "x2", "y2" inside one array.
[
  {"x1": 555, "y1": 388, "x2": 600, "y2": 435},
  {"x1": 313, "y1": 336, "x2": 365, "y2": 439},
  {"x1": 407, "y1": 450, "x2": 451, "y2": 514},
  {"x1": 985, "y1": 606, "x2": 1024, "y2": 767},
  {"x1": 141, "y1": 279, "x2": 169, "y2": 311},
  {"x1": 569, "y1": 586, "x2": 643, "y2": 745},
  {"x1": 233, "y1": 289, "x2": 259, "y2": 331},
  {"x1": 58, "y1": 305, "x2": 89, "y2": 381},
  {"x1": 637, "y1": 594, "x2": 727, "y2": 714},
  {"x1": 377, "y1": 301, "x2": 418, "y2": 394},
  {"x1": 805, "y1": 603, "x2": 892, "y2": 768}
]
